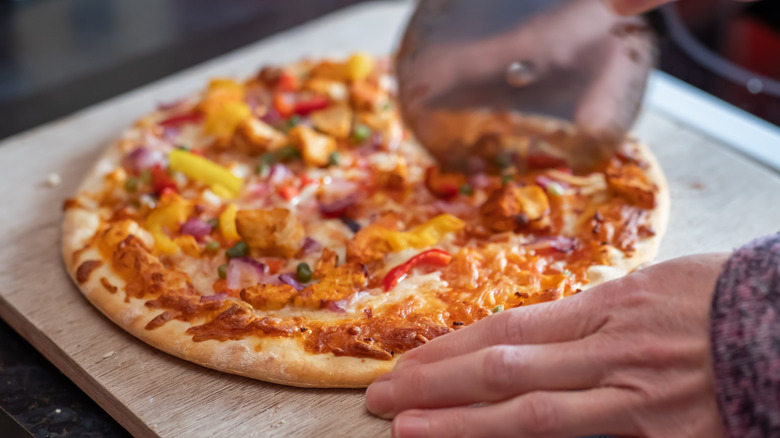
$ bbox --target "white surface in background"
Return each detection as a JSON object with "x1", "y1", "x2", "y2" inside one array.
[{"x1": 646, "y1": 71, "x2": 780, "y2": 172}]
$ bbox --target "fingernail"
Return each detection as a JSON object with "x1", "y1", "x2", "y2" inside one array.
[
  {"x1": 365, "y1": 380, "x2": 395, "y2": 418},
  {"x1": 393, "y1": 415, "x2": 429, "y2": 438}
]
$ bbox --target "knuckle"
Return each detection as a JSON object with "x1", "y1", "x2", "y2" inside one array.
[
  {"x1": 515, "y1": 393, "x2": 559, "y2": 436},
  {"x1": 428, "y1": 411, "x2": 469, "y2": 437},
  {"x1": 402, "y1": 367, "x2": 430, "y2": 395},
  {"x1": 495, "y1": 309, "x2": 527, "y2": 344},
  {"x1": 480, "y1": 346, "x2": 520, "y2": 393}
]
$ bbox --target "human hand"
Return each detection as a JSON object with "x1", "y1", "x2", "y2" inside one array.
[{"x1": 365, "y1": 253, "x2": 730, "y2": 437}]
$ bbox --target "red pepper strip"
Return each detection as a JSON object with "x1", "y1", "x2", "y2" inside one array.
[
  {"x1": 277, "y1": 72, "x2": 300, "y2": 92},
  {"x1": 425, "y1": 167, "x2": 462, "y2": 199},
  {"x1": 526, "y1": 152, "x2": 568, "y2": 170},
  {"x1": 383, "y1": 249, "x2": 453, "y2": 292},
  {"x1": 292, "y1": 96, "x2": 330, "y2": 116},
  {"x1": 278, "y1": 185, "x2": 299, "y2": 201},
  {"x1": 158, "y1": 111, "x2": 203, "y2": 127},
  {"x1": 273, "y1": 92, "x2": 295, "y2": 118},
  {"x1": 151, "y1": 165, "x2": 177, "y2": 195}
]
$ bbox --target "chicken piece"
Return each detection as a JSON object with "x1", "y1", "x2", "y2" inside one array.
[
  {"x1": 375, "y1": 156, "x2": 408, "y2": 190},
  {"x1": 309, "y1": 60, "x2": 349, "y2": 81},
  {"x1": 350, "y1": 80, "x2": 383, "y2": 112},
  {"x1": 232, "y1": 118, "x2": 287, "y2": 156},
  {"x1": 310, "y1": 104, "x2": 353, "y2": 139},
  {"x1": 345, "y1": 214, "x2": 399, "y2": 264},
  {"x1": 303, "y1": 78, "x2": 348, "y2": 102},
  {"x1": 293, "y1": 262, "x2": 367, "y2": 309},
  {"x1": 240, "y1": 284, "x2": 297, "y2": 310},
  {"x1": 288, "y1": 125, "x2": 337, "y2": 167},
  {"x1": 479, "y1": 183, "x2": 550, "y2": 233},
  {"x1": 314, "y1": 248, "x2": 339, "y2": 279},
  {"x1": 235, "y1": 208, "x2": 305, "y2": 258},
  {"x1": 605, "y1": 162, "x2": 656, "y2": 209}
]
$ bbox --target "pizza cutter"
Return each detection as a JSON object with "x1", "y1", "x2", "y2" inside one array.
[{"x1": 396, "y1": 0, "x2": 659, "y2": 173}]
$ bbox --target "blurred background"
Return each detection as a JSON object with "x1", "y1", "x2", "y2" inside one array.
[
  {"x1": 0, "y1": 0, "x2": 778, "y2": 142},
  {"x1": 0, "y1": 0, "x2": 777, "y2": 436}
]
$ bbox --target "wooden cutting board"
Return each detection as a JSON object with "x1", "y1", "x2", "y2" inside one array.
[{"x1": 1, "y1": 2, "x2": 779, "y2": 437}]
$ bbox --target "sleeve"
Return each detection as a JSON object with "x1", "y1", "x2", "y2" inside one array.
[{"x1": 710, "y1": 232, "x2": 780, "y2": 437}]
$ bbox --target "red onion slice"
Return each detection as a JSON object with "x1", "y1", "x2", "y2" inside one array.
[
  {"x1": 302, "y1": 237, "x2": 322, "y2": 255},
  {"x1": 279, "y1": 273, "x2": 305, "y2": 291},
  {"x1": 180, "y1": 218, "x2": 212, "y2": 241},
  {"x1": 260, "y1": 108, "x2": 283, "y2": 126},
  {"x1": 267, "y1": 163, "x2": 293, "y2": 185},
  {"x1": 469, "y1": 173, "x2": 492, "y2": 189},
  {"x1": 123, "y1": 147, "x2": 166, "y2": 174},
  {"x1": 535, "y1": 175, "x2": 569, "y2": 190},
  {"x1": 433, "y1": 200, "x2": 473, "y2": 217},
  {"x1": 326, "y1": 299, "x2": 347, "y2": 313},
  {"x1": 319, "y1": 192, "x2": 360, "y2": 218},
  {"x1": 226, "y1": 258, "x2": 265, "y2": 290}
]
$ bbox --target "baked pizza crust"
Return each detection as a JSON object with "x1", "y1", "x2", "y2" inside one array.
[
  {"x1": 62, "y1": 130, "x2": 668, "y2": 388},
  {"x1": 585, "y1": 139, "x2": 669, "y2": 285}
]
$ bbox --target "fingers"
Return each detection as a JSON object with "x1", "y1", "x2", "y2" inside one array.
[
  {"x1": 366, "y1": 341, "x2": 603, "y2": 419},
  {"x1": 609, "y1": 0, "x2": 673, "y2": 16},
  {"x1": 396, "y1": 292, "x2": 606, "y2": 369},
  {"x1": 391, "y1": 388, "x2": 639, "y2": 438}
]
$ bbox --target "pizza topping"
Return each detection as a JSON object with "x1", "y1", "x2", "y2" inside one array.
[
  {"x1": 346, "y1": 216, "x2": 397, "y2": 264},
  {"x1": 292, "y1": 262, "x2": 367, "y2": 309},
  {"x1": 385, "y1": 214, "x2": 465, "y2": 252},
  {"x1": 605, "y1": 161, "x2": 656, "y2": 209},
  {"x1": 383, "y1": 249, "x2": 453, "y2": 291},
  {"x1": 288, "y1": 125, "x2": 337, "y2": 168},
  {"x1": 150, "y1": 165, "x2": 177, "y2": 196},
  {"x1": 235, "y1": 208, "x2": 305, "y2": 258},
  {"x1": 180, "y1": 218, "x2": 213, "y2": 241},
  {"x1": 226, "y1": 257, "x2": 265, "y2": 290},
  {"x1": 296, "y1": 262, "x2": 313, "y2": 283},
  {"x1": 425, "y1": 167, "x2": 465, "y2": 199},
  {"x1": 232, "y1": 118, "x2": 287, "y2": 156},
  {"x1": 158, "y1": 111, "x2": 203, "y2": 128},
  {"x1": 218, "y1": 204, "x2": 240, "y2": 240},
  {"x1": 314, "y1": 248, "x2": 339, "y2": 279},
  {"x1": 279, "y1": 273, "x2": 306, "y2": 291},
  {"x1": 240, "y1": 284, "x2": 298, "y2": 310},
  {"x1": 168, "y1": 149, "x2": 243, "y2": 198},
  {"x1": 146, "y1": 193, "x2": 191, "y2": 254},
  {"x1": 123, "y1": 147, "x2": 166, "y2": 175},
  {"x1": 310, "y1": 104, "x2": 353, "y2": 138},
  {"x1": 225, "y1": 241, "x2": 249, "y2": 259},
  {"x1": 479, "y1": 183, "x2": 550, "y2": 233}
]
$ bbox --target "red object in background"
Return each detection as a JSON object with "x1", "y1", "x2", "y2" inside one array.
[{"x1": 726, "y1": 16, "x2": 780, "y2": 80}]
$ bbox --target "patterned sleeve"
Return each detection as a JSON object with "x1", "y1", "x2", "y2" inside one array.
[{"x1": 710, "y1": 232, "x2": 780, "y2": 437}]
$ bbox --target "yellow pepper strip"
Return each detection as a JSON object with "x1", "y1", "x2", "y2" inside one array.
[
  {"x1": 346, "y1": 53, "x2": 374, "y2": 81},
  {"x1": 203, "y1": 100, "x2": 252, "y2": 138},
  {"x1": 146, "y1": 193, "x2": 191, "y2": 254},
  {"x1": 219, "y1": 204, "x2": 240, "y2": 241},
  {"x1": 386, "y1": 214, "x2": 465, "y2": 252},
  {"x1": 199, "y1": 78, "x2": 246, "y2": 114},
  {"x1": 168, "y1": 149, "x2": 243, "y2": 199}
]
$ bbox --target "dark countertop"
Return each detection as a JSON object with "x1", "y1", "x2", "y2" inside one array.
[{"x1": 0, "y1": 0, "x2": 777, "y2": 436}]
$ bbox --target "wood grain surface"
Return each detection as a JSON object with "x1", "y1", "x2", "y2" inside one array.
[{"x1": 0, "y1": 2, "x2": 779, "y2": 437}]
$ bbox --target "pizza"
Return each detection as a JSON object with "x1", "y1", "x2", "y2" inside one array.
[{"x1": 62, "y1": 54, "x2": 669, "y2": 388}]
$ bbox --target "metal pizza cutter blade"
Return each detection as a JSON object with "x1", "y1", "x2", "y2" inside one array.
[{"x1": 396, "y1": 0, "x2": 658, "y2": 174}]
